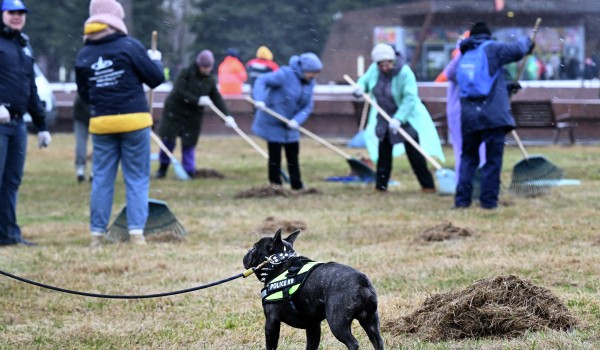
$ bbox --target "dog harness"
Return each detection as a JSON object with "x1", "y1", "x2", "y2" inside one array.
[{"x1": 261, "y1": 258, "x2": 322, "y2": 304}]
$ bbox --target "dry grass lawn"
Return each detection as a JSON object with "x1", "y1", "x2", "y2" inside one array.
[{"x1": 1, "y1": 133, "x2": 599, "y2": 349}]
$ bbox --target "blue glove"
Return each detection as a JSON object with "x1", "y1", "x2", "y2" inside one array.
[
  {"x1": 198, "y1": 96, "x2": 212, "y2": 106},
  {"x1": 288, "y1": 119, "x2": 299, "y2": 129},
  {"x1": 352, "y1": 87, "x2": 364, "y2": 98},
  {"x1": 388, "y1": 118, "x2": 401, "y2": 134},
  {"x1": 147, "y1": 49, "x2": 162, "y2": 61},
  {"x1": 0, "y1": 105, "x2": 9, "y2": 124},
  {"x1": 224, "y1": 116, "x2": 238, "y2": 129},
  {"x1": 37, "y1": 131, "x2": 51, "y2": 148}
]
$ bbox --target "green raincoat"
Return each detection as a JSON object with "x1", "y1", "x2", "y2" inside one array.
[{"x1": 356, "y1": 63, "x2": 445, "y2": 163}]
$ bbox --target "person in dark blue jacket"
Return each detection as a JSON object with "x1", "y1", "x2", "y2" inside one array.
[
  {"x1": 251, "y1": 52, "x2": 322, "y2": 190},
  {"x1": 452, "y1": 22, "x2": 533, "y2": 209},
  {"x1": 75, "y1": 0, "x2": 164, "y2": 247},
  {"x1": 0, "y1": 0, "x2": 50, "y2": 246}
]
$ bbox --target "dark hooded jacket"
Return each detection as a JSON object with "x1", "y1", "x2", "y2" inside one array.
[
  {"x1": 158, "y1": 63, "x2": 229, "y2": 147},
  {"x1": 0, "y1": 24, "x2": 46, "y2": 131},
  {"x1": 452, "y1": 33, "x2": 531, "y2": 134},
  {"x1": 75, "y1": 32, "x2": 164, "y2": 134}
]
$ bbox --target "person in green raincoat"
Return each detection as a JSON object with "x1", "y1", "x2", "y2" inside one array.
[{"x1": 355, "y1": 43, "x2": 444, "y2": 192}]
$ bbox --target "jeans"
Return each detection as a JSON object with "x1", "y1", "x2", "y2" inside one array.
[
  {"x1": 267, "y1": 142, "x2": 303, "y2": 190},
  {"x1": 90, "y1": 128, "x2": 150, "y2": 233},
  {"x1": 0, "y1": 119, "x2": 27, "y2": 244},
  {"x1": 455, "y1": 128, "x2": 506, "y2": 209}
]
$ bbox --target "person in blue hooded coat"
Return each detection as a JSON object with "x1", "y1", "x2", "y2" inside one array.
[
  {"x1": 251, "y1": 52, "x2": 322, "y2": 190},
  {"x1": 453, "y1": 22, "x2": 533, "y2": 209}
]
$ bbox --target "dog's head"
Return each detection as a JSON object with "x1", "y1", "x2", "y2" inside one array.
[{"x1": 243, "y1": 228, "x2": 300, "y2": 280}]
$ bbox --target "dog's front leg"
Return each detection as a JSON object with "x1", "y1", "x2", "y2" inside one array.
[
  {"x1": 305, "y1": 324, "x2": 321, "y2": 350},
  {"x1": 264, "y1": 317, "x2": 281, "y2": 350}
]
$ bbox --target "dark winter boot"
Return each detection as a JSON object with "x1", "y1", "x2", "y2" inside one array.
[{"x1": 154, "y1": 163, "x2": 169, "y2": 179}]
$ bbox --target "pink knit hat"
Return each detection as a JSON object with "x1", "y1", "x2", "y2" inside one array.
[{"x1": 85, "y1": 0, "x2": 128, "y2": 35}]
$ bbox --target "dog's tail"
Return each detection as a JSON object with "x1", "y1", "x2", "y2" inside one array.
[{"x1": 358, "y1": 274, "x2": 378, "y2": 314}]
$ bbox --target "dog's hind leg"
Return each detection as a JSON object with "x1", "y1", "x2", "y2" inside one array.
[
  {"x1": 358, "y1": 311, "x2": 384, "y2": 350},
  {"x1": 326, "y1": 316, "x2": 359, "y2": 350},
  {"x1": 305, "y1": 324, "x2": 321, "y2": 350}
]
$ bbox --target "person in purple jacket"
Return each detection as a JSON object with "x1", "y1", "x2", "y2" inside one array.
[
  {"x1": 453, "y1": 22, "x2": 533, "y2": 209},
  {"x1": 75, "y1": 0, "x2": 164, "y2": 247},
  {"x1": 251, "y1": 52, "x2": 322, "y2": 190}
]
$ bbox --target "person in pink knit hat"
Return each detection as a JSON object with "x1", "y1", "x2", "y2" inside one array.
[{"x1": 75, "y1": 0, "x2": 165, "y2": 247}]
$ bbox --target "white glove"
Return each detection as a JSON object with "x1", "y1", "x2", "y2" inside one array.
[
  {"x1": 254, "y1": 101, "x2": 266, "y2": 110},
  {"x1": 352, "y1": 87, "x2": 364, "y2": 98},
  {"x1": 147, "y1": 49, "x2": 162, "y2": 61},
  {"x1": 287, "y1": 119, "x2": 299, "y2": 130},
  {"x1": 198, "y1": 96, "x2": 212, "y2": 106},
  {"x1": 388, "y1": 118, "x2": 401, "y2": 134},
  {"x1": 224, "y1": 116, "x2": 238, "y2": 129},
  {"x1": 0, "y1": 105, "x2": 10, "y2": 124},
  {"x1": 37, "y1": 131, "x2": 51, "y2": 148}
]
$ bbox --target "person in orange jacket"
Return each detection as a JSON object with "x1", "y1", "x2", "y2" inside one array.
[{"x1": 218, "y1": 48, "x2": 247, "y2": 94}]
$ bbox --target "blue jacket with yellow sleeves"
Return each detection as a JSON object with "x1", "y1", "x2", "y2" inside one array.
[{"x1": 75, "y1": 32, "x2": 164, "y2": 134}]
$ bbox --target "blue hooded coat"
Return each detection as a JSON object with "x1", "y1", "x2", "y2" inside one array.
[
  {"x1": 251, "y1": 53, "x2": 321, "y2": 143},
  {"x1": 451, "y1": 34, "x2": 532, "y2": 135}
]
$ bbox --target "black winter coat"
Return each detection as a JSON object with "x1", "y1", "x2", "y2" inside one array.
[
  {"x1": 0, "y1": 26, "x2": 46, "y2": 131},
  {"x1": 158, "y1": 65, "x2": 229, "y2": 147}
]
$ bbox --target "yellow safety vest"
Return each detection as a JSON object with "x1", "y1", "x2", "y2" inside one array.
[{"x1": 261, "y1": 261, "x2": 322, "y2": 303}]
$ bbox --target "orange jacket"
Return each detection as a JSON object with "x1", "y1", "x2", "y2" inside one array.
[
  {"x1": 218, "y1": 56, "x2": 248, "y2": 94},
  {"x1": 434, "y1": 48, "x2": 461, "y2": 83}
]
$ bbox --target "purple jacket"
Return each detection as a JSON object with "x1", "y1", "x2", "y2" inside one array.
[{"x1": 444, "y1": 52, "x2": 462, "y2": 136}]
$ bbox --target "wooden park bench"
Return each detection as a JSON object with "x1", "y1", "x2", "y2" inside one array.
[
  {"x1": 422, "y1": 98, "x2": 449, "y2": 145},
  {"x1": 510, "y1": 100, "x2": 578, "y2": 144}
]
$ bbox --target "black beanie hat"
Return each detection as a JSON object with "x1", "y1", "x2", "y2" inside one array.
[{"x1": 470, "y1": 22, "x2": 491, "y2": 36}]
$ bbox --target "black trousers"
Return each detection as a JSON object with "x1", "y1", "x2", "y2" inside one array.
[
  {"x1": 455, "y1": 128, "x2": 505, "y2": 209},
  {"x1": 376, "y1": 133, "x2": 435, "y2": 191},
  {"x1": 267, "y1": 142, "x2": 303, "y2": 190}
]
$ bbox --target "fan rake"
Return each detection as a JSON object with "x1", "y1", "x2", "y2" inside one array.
[{"x1": 107, "y1": 199, "x2": 186, "y2": 242}]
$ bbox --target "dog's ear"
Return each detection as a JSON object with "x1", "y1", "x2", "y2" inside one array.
[
  {"x1": 284, "y1": 230, "x2": 301, "y2": 246},
  {"x1": 268, "y1": 228, "x2": 284, "y2": 253},
  {"x1": 273, "y1": 228, "x2": 283, "y2": 242}
]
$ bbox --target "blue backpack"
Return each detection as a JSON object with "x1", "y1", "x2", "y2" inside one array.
[{"x1": 457, "y1": 41, "x2": 500, "y2": 98}]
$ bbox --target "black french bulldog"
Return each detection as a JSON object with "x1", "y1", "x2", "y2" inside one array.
[{"x1": 243, "y1": 228, "x2": 384, "y2": 350}]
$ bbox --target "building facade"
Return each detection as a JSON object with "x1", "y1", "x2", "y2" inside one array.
[{"x1": 319, "y1": 0, "x2": 600, "y2": 83}]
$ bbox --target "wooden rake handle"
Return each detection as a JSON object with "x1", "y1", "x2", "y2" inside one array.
[
  {"x1": 245, "y1": 96, "x2": 353, "y2": 160},
  {"x1": 148, "y1": 31, "x2": 158, "y2": 113},
  {"x1": 150, "y1": 130, "x2": 178, "y2": 160},
  {"x1": 343, "y1": 74, "x2": 443, "y2": 170},
  {"x1": 358, "y1": 99, "x2": 369, "y2": 130},
  {"x1": 205, "y1": 101, "x2": 269, "y2": 159},
  {"x1": 511, "y1": 17, "x2": 542, "y2": 160},
  {"x1": 145, "y1": 31, "x2": 179, "y2": 162}
]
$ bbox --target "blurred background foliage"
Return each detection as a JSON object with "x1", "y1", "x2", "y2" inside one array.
[{"x1": 24, "y1": 0, "x2": 406, "y2": 81}]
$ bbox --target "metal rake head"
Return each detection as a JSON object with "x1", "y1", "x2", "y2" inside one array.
[{"x1": 509, "y1": 156, "x2": 564, "y2": 197}]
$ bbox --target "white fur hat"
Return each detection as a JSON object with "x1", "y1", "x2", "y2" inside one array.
[{"x1": 371, "y1": 43, "x2": 395, "y2": 63}]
